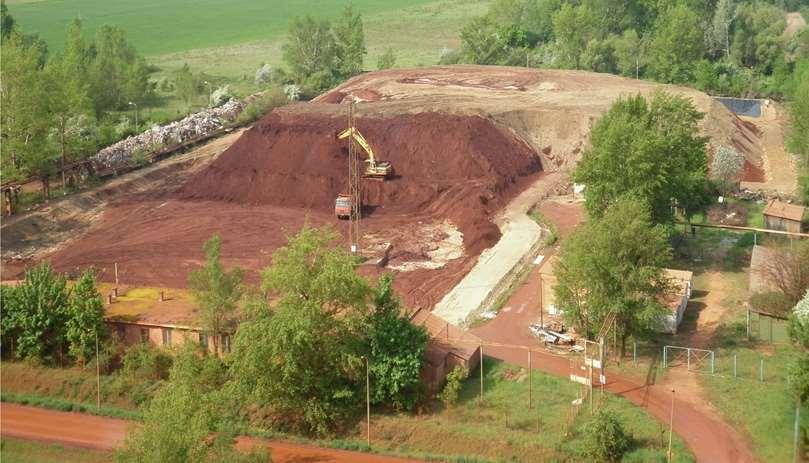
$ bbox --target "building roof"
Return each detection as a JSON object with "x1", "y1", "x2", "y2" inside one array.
[
  {"x1": 661, "y1": 268, "x2": 693, "y2": 313},
  {"x1": 763, "y1": 200, "x2": 805, "y2": 222},
  {"x1": 409, "y1": 307, "x2": 481, "y2": 361},
  {"x1": 749, "y1": 245, "x2": 779, "y2": 294},
  {"x1": 101, "y1": 284, "x2": 205, "y2": 330}
]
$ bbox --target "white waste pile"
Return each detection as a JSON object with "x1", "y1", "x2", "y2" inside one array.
[{"x1": 93, "y1": 99, "x2": 245, "y2": 170}]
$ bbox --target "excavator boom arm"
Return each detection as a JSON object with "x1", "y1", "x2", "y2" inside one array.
[{"x1": 338, "y1": 127, "x2": 377, "y2": 165}]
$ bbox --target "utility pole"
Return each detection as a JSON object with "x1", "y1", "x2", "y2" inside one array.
[
  {"x1": 365, "y1": 356, "x2": 370, "y2": 447},
  {"x1": 128, "y1": 102, "x2": 138, "y2": 130},
  {"x1": 668, "y1": 389, "x2": 675, "y2": 463},
  {"x1": 347, "y1": 100, "x2": 360, "y2": 253},
  {"x1": 528, "y1": 348, "x2": 532, "y2": 409},
  {"x1": 794, "y1": 402, "x2": 801, "y2": 463},
  {"x1": 479, "y1": 345, "x2": 484, "y2": 405},
  {"x1": 95, "y1": 331, "x2": 101, "y2": 409}
]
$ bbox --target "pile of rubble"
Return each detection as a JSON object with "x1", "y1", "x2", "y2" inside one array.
[{"x1": 93, "y1": 99, "x2": 245, "y2": 170}]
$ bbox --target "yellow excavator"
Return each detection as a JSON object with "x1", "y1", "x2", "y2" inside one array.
[{"x1": 337, "y1": 126, "x2": 393, "y2": 179}]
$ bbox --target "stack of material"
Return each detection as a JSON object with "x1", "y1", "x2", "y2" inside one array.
[{"x1": 93, "y1": 99, "x2": 245, "y2": 170}]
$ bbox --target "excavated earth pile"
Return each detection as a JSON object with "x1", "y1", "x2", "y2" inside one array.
[
  {"x1": 3, "y1": 65, "x2": 772, "y2": 310},
  {"x1": 22, "y1": 104, "x2": 542, "y2": 309}
]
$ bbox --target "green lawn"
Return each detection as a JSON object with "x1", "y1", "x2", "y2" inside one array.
[{"x1": 0, "y1": 438, "x2": 111, "y2": 463}]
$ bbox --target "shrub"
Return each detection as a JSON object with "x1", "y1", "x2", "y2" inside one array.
[
  {"x1": 210, "y1": 85, "x2": 232, "y2": 107},
  {"x1": 749, "y1": 291, "x2": 795, "y2": 317},
  {"x1": 254, "y1": 64, "x2": 272, "y2": 86},
  {"x1": 438, "y1": 366, "x2": 468, "y2": 407},
  {"x1": 580, "y1": 409, "x2": 632, "y2": 462},
  {"x1": 235, "y1": 88, "x2": 288, "y2": 125},
  {"x1": 121, "y1": 343, "x2": 173, "y2": 381}
]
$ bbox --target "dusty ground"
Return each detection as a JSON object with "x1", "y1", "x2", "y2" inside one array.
[
  {"x1": 0, "y1": 403, "x2": 417, "y2": 463},
  {"x1": 739, "y1": 102, "x2": 798, "y2": 196}
]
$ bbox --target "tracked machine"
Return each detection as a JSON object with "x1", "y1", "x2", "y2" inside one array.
[{"x1": 336, "y1": 126, "x2": 393, "y2": 179}]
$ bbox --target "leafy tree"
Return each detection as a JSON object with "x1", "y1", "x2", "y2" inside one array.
[
  {"x1": 709, "y1": 0, "x2": 738, "y2": 59},
  {"x1": 580, "y1": 409, "x2": 632, "y2": 462},
  {"x1": 732, "y1": 2, "x2": 786, "y2": 73},
  {"x1": 65, "y1": 270, "x2": 106, "y2": 365},
  {"x1": 173, "y1": 64, "x2": 202, "y2": 107},
  {"x1": 367, "y1": 275, "x2": 427, "y2": 410},
  {"x1": 554, "y1": 198, "x2": 671, "y2": 353},
  {"x1": 581, "y1": 38, "x2": 617, "y2": 74},
  {"x1": 711, "y1": 145, "x2": 745, "y2": 194},
  {"x1": 438, "y1": 366, "x2": 468, "y2": 407},
  {"x1": 230, "y1": 226, "x2": 370, "y2": 435},
  {"x1": 333, "y1": 3, "x2": 366, "y2": 79},
  {"x1": 3, "y1": 263, "x2": 70, "y2": 362},
  {"x1": 0, "y1": 0, "x2": 15, "y2": 41},
  {"x1": 117, "y1": 345, "x2": 267, "y2": 463},
  {"x1": 189, "y1": 234, "x2": 243, "y2": 354},
  {"x1": 282, "y1": 15, "x2": 338, "y2": 93},
  {"x1": 88, "y1": 25, "x2": 150, "y2": 114},
  {"x1": 0, "y1": 32, "x2": 56, "y2": 194},
  {"x1": 758, "y1": 240, "x2": 809, "y2": 305},
  {"x1": 573, "y1": 92, "x2": 710, "y2": 223},
  {"x1": 611, "y1": 29, "x2": 646, "y2": 78},
  {"x1": 459, "y1": 16, "x2": 511, "y2": 65},
  {"x1": 377, "y1": 47, "x2": 397, "y2": 70},
  {"x1": 788, "y1": 291, "x2": 809, "y2": 402},
  {"x1": 788, "y1": 60, "x2": 809, "y2": 161},
  {"x1": 648, "y1": 4, "x2": 705, "y2": 83},
  {"x1": 552, "y1": 3, "x2": 599, "y2": 69}
]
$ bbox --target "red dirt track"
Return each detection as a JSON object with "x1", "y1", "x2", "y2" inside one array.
[
  {"x1": 0, "y1": 403, "x2": 418, "y2": 462},
  {"x1": 35, "y1": 108, "x2": 541, "y2": 309}
]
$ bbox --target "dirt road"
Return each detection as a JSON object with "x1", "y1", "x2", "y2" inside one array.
[{"x1": 0, "y1": 403, "x2": 419, "y2": 463}]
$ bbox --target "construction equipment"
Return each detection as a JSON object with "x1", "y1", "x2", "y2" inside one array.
[
  {"x1": 337, "y1": 126, "x2": 393, "y2": 179},
  {"x1": 335, "y1": 193, "x2": 353, "y2": 219}
]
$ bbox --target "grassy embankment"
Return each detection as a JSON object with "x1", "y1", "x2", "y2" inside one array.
[{"x1": 0, "y1": 438, "x2": 111, "y2": 463}]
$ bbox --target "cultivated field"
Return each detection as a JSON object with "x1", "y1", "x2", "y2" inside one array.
[{"x1": 7, "y1": 0, "x2": 490, "y2": 78}]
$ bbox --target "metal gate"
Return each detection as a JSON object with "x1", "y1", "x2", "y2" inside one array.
[{"x1": 663, "y1": 345, "x2": 715, "y2": 374}]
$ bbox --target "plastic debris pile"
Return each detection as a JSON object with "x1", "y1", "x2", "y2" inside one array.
[{"x1": 93, "y1": 99, "x2": 245, "y2": 170}]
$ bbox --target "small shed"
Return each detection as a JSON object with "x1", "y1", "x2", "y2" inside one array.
[
  {"x1": 762, "y1": 200, "x2": 805, "y2": 233},
  {"x1": 659, "y1": 269, "x2": 694, "y2": 334}
]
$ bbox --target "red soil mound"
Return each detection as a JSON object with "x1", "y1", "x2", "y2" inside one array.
[{"x1": 179, "y1": 108, "x2": 542, "y2": 254}]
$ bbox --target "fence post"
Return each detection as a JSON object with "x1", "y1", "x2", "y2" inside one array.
[
  {"x1": 663, "y1": 346, "x2": 667, "y2": 368},
  {"x1": 633, "y1": 342, "x2": 637, "y2": 366},
  {"x1": 795, "y1": 404, "x2": 801, "y2": 463},
  {"x1": 479, "y1": 345, "x2": 484, "y2": 405},
  {"x1": 733, "y1": 355, "x2": 737, "y2": 378},
  {"x1": 711, "y1": 351, "x2": 715, "y2": 375},
  {"x1": 759, "y1": 358, "x2": 764, "y2": 382},
  {"x1": 747, "y1": 310, "x2": 751, "y2": 340},
  {"x1": 687, "y1": 348, "x2": 691, "y2": 371}
]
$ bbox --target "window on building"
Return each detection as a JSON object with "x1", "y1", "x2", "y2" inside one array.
[
  {"x1": 140, "y1": 328, "x2": 149, "y2": 343},
  {"x1": 221, "y1": 334, "x2": 231, "y2": 353},
  {"x1": 199, "y1": 333, "x2": 208, "y2": 349},
  {"x1": 162, "y1": 328, "x2": 172, "y2": 346}
]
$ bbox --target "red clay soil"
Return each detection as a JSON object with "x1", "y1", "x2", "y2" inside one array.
[
  {"x1": 0, "y1": 403, "x2": 418, "y2": 462},
  {"x1": 24, "y1": 108, "x2": 540, "y2": 309}
]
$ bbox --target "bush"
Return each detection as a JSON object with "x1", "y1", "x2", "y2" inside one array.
[
  {"x1": 210, "y1": 85, "x2": 232, "y2": 107},
  {"x1": 254, "y1": 64, "x2": 272, "y2": 86},
  {"x1": 580, "y1": 409, "x2": 632, "y2": 462},
  {"x1": 750, "y1": 291, "x2": 797, "y2": 317},
  {"x1": 121, "y1": 343, "x2": 173, "y2": 381},
  {"x1": 438, "y1": 366, "x2": 468, "y2": 407},
  {"x1": 235, "y1": 88, "x2": 288, "y2": 125}
]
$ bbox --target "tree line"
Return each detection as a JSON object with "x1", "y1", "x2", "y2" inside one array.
[
  {"x1": 0, "y1": 5, "x2": 151, "y2": 196},
  {"x1": 449, "y1": 0, "x2": 808, "y2": 99}
]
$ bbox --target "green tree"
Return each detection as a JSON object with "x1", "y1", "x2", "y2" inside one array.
[
  {"x1": 554, "y1": 198, "x2": 671, "y2": 353},
  {"x1": 65, "y1": 270, "x2": 106, "y2": 365},
  {"x1": 459, "y1": 16, "x2": 510, "y2": 65},
  {"x1": 788, "y1": 61, "x2": 809, "y2": 160},
  {"x1": 367, "y1": 275, "x2": 427, "y2": 410},
  {"x1": 88, "y1": 25, "x2": 150, "y2": 114},
  {"x1": 188, "y1": 234, "x2": 243, "y2": 354},
  {"x1": 3, "y1": 263, "x2": 70, "y2": 362},
  {"x1": 709, "y1": 0, "x2": 737, "y2": 59},
  {"x1": 230, "y1": 226, "x2": 370, "y2": 435},
  {"x1": 612, "y1": 29, "x2": 646, "y2": 78},
  {"x1": 438, "y1": 366, "x2": 467, "y2": 407},
  {"x1": 1, "y1": 0, "x2": 15, "y2": 41},
  {"x1": 552, "y1": 3, "x2": 599, "y2": 69},
  {"x1": 648, "y1": 4, "x2": 705, "y2": 83},
  {"x1": 788, "y1": 291, "x2": 809, "y2": 402},
  {"x1": 174, "y1": 64, "x2": 202, "y2": 107},
  {"x1": 117, "y1": 345, "x2": 267, "y2": 463},
  {"x1": 377, "y1": 47, "x2": 397, "y2": 70},
  {"x1": 573, "y1": 92, "x2": 710, "y2": 223},
  {"x1": 580, "y1": 409, "x2": 632, "y2": 462},
  {"x1": 0, "y1": 32, "x2": 56, "y2": 194},
  {"x1": 731, "y1": 2, "x2": 785, "y2": 73},
  {"x1": 333, "y1": 3, "x2": 365, "y2": 79},
  {"x1": 282, "y1": 16, "x2": 338, "y2": 93}
]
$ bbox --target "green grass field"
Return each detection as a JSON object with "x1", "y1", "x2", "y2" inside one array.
[{"x1": 8, "y1": 0, "x2": 489, "y2": 78}]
